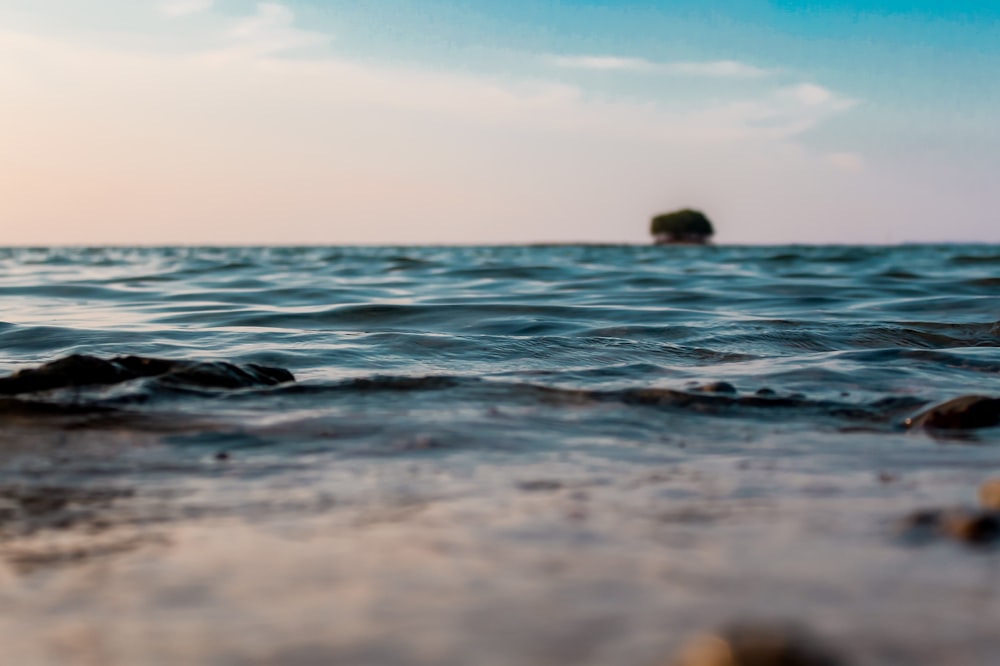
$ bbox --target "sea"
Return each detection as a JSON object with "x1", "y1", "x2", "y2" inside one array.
[{"x1": 0, "y1": 244, "x2": 998, "y2": 665}]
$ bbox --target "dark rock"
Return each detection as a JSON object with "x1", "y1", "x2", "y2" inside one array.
[
  {"x1": 755, "y1": 388, "x2": 776, "y2": 397},
  {"x1": 0, "y1": 354, "x2": 294, "y2": 395},
  {"x1": 904, "y1": 395, "x2": 1000, "y2": 430},
  {"x1": 161, "y1": 361, "x2": 294, "y2": 389},
  {"x1": 0, "y1": 355, "x2": 142, "y2": 395},
  {"x1": 943, "y1": 511, "x2": 1000, "y2": 545},
  {"x1": 697, "y1": 381, "x2": 738, "y2": 395},
  {"x1": 672, "y1": 622, "x2": 842, "y2": 666},
  {"x1": 898, "y1": 508, "x2": 1000, "y2": 546}
]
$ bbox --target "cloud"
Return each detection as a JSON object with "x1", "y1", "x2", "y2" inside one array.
[
  {"x1": 0, "y1": 5, "x2": 879, "y2": 244},
  {"x1": 159, "y1": 0, "x2": 214, "y2": 17},
  {"x1": 549, "y1": 55, "x2": 658, "y2": 71},
  {"x1": 226, "y1": 2, "x2": 330, "y2": 55},
  {"x1": 0, "y1": 2, "x2": 856, "y2": 146},
  {"x1": 783, "y1": 83, "x2": 835, "y2": 106},
  {"x1": 827, "y1": 152, "x2": 865, "y2": 172},
  {"x1": 549, "y1": 54, "x2": 771, "y2": 78},
  {"x1": 696, "y1": 84, "x2": 859, "y2": 140},
  {"x1": 666, "y1": 61, "x2": 772, "y2": 78}
]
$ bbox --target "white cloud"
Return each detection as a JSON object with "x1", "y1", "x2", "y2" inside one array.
[
  {"x1": 550, "y1": 54, "x2": 771, "y2": 78},
  {"x1": 0, "y1": 5, "x2": 887, "y2": 244},
  {"x1": 696, "y1": 84, "x2": 859, "y2": 140},
  {"x1": 666, "y1": 60, "x2": 771, "y2": 78},
  {"x1": 784, "y1": 82, "x2": 835, "y2": 106},
  {"x1": 159, "y1": 0, "x2": 214, "y2": 17},
  {"x1": 227, "y1": 2, "x2": 330, "y2": 55},
  {"x1": 550, "y1": 55, "x2": 658, "y2": 71}
]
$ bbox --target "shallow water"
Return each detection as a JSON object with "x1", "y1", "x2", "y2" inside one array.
[{"x1": 0, "y1": 245, "x2": 998, "y2": 665}]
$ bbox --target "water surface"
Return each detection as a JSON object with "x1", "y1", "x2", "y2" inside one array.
[{"x1": 0, "y1": 245, "x2": 998, "y2": 665}]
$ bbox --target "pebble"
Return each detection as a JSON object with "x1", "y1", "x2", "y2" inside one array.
[
  {"x1": 943, "y1": 511, "x2": 1000, "y2": 545},
  {"x1": 899, "y1": 508, "x2": 1000, "y2": 546},
  {"x1": 671, "y1": 623, "x2": 842, "y2": 666},
  {"x1": 979, "y1": 479, "x2": 1000, "y2": 510}
]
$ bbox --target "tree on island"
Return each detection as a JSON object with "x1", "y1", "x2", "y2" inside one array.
[{"x1": 650, "y1": 209, "x2": 715, "y2": 245}]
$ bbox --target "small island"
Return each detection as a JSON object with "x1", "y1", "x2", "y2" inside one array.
[{"x1": 650, "y1": 208, "x2": 715, "y2": 245}]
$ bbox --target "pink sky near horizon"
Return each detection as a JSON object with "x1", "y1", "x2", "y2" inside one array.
[{"x1": 2, "y1": 2, "x2": 997, "y2": 246}]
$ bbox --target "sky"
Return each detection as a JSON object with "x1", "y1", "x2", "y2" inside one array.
[{"x1": 1, "y1": 1, "x2": 998, "y2": 245}]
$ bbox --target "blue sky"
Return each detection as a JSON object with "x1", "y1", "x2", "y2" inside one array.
[{"x1": 1, "y1": 0, "x2": 997, "y2": 243}]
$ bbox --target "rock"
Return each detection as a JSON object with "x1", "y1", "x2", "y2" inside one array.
[
  {"x1": 159, "y1": 360, "x2": 294, "y2": 389},
  {"x1": 698, "y1": 381, "x2": 738, "y2": 395},
  {"x1": 755, "y1": 388, "x2": 776, "y2": 397},
  {"x1": 980, "y1": 479, "x2": 1000, "y2": 510},
  {"x1": 898, "y1": 508, "x2": 1000, "y2": 546},
  {"x1": 671, "y1": 623, "x2": 842, "y2": 666},
  {"x1": 0, "y1": 354, "x2": 294, "y2": 395},
  {"x1": 904, "y1": 395, "x2": 1000, "y2": 430},
  {"x1": 942, "y1": 510, "x2": 1000, "y2": 545},
  {"x1": 0, "y1": 355, "x2": 141, "y2": 395}
]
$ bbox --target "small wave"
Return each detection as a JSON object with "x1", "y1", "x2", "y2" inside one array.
[
  {"x1": 952, "y1": 254, "x2": 1000, "y2": 265},
  {"x1": 846, "y1": 323, "x2": 1000, "y2": 350}
]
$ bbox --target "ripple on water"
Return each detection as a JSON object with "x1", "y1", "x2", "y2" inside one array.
[{"x1": 0, "y1": 244, "x2": 999, "y2": 664}]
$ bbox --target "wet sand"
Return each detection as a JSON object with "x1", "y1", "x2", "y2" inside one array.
[{"x1": 1, "y1": 419, "x2": 999, "y2": 665}]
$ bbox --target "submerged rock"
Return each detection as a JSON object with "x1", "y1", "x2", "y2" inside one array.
[
  {"x1": 903, "y1": 395, "x2": 1000, "y2": 430},
  {"x1": 0, "y1": 354, "x2": 294, "y2": 395},
  {"x1": 697, "y1": 381, "x2": 738, "y2": 395},
  {"x1": 671, "y1": 623, "x2": 843, "y2": 666}
]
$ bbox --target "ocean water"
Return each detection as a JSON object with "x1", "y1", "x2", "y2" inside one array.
[{"x1": 0, "y1": 244, "x2": 998, "y2": 665}]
